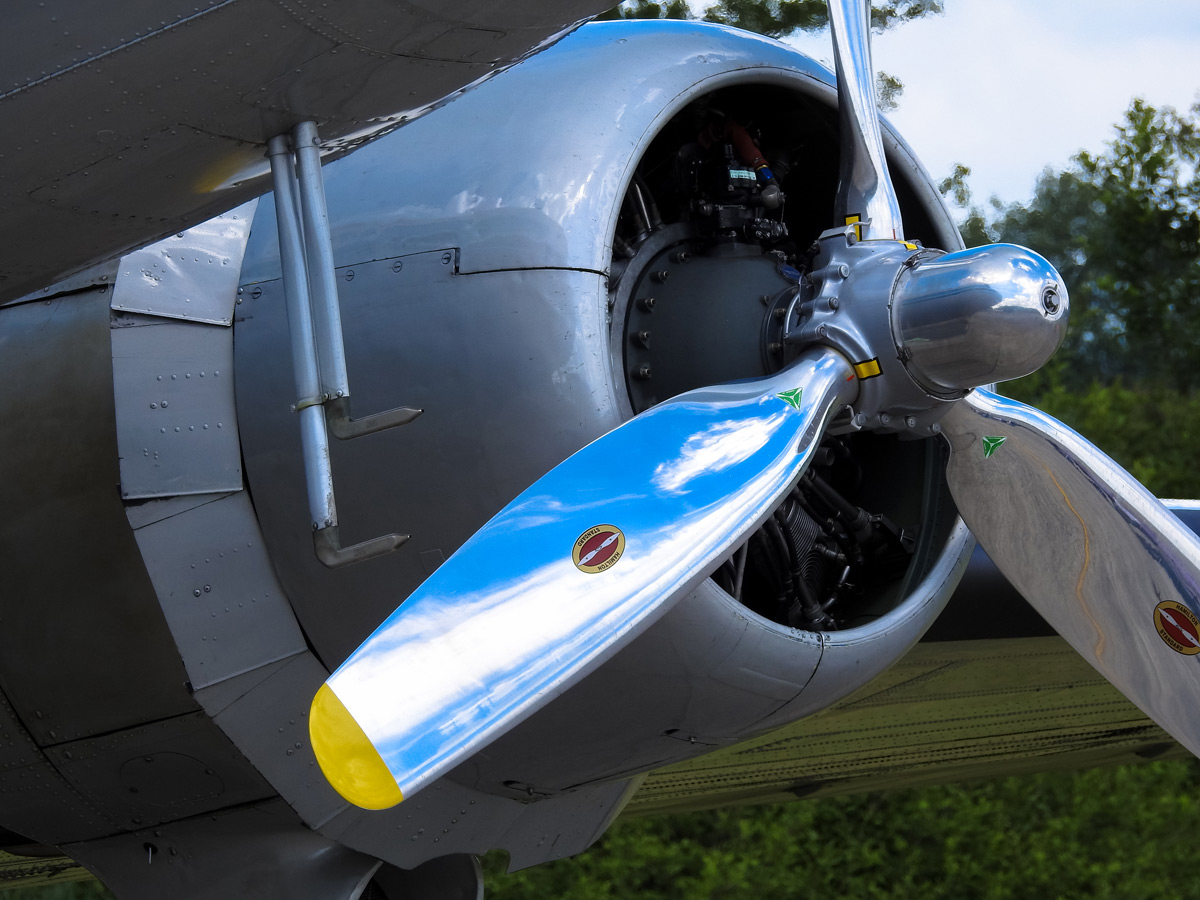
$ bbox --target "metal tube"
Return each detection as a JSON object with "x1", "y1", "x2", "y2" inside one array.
[
  {"x1": 293, "y1": 120, "x2": 351, "y2": 401},
  {"x1": 268, "y1": 134, "x2": 336, "y2": 530}
]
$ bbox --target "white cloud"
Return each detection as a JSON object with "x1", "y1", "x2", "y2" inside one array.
[{"x1": 787, "y1": 0, "x2": 1200, "y2": 206}]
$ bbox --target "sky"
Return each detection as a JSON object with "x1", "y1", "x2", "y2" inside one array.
[{"x1": 781, "y1": 0, "x2": 1200, "y2": 208}]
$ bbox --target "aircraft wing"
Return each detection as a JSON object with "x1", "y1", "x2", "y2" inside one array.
[
  {"x1": 629, "y1": 635, "x2": 1183, "y2": 818},
  {"x1": 0, "y1": 0, "x2": 609, "y2": 304},
  {"x1": 630, "y1": 506, "x2": 1200, "y2": 815}
]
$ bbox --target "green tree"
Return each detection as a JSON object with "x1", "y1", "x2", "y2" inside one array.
[
  {"x1": 952, "y1": 100, "x2": 1200, "y2": 496},
  {"x1": 483, "y1": 760, "x2": 1200, "y2": 899},
  {"x1": 601, "y1": 0, "x2": 943, "y2": 37},
  {"x1": 965, "y1": 100, "x2": 1200, "y2": 392}
]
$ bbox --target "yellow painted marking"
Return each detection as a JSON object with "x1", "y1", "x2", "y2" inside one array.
[
  {"x1": 310, "y1": 684, "x2": 404, "y2": 810},
  {"x1": 1043, "y1": 465, "x2": 1104, "y2": 659},
  {"x1": 193, "y1": 147, "x2": 271, "y2": 194},
  {"x1": 845, "y1": 214, "x2": 863, "y2": 242},
  {"x1": 852, "y1": 358, "x2": 882, "y2": 379},
  {"x1": 903, "y1": 241, "x2": 919, "y2": 251}
]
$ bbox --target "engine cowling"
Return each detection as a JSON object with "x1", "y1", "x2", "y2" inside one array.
[{"x1": 234, "y1": 21, "x2": 972, "y2": 804}]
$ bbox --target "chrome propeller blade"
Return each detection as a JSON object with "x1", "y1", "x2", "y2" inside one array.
[
  {"x1": 941, "y1": 390, "x2": 1200, "y2": 757},
  {"x1": 311, "y1": 348, "x2": 857, "y2": 808},
  {"x1": 827, "y1": 0, "x2": 903, "y2": 240}
]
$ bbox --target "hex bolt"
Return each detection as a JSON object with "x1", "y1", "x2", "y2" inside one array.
[
  {"x1": 638, "y1": 297, "x2": 656, "y2": 312},
  {"x1": 838, "y1": 264, "x2": 850, "y2": 278},
  {"x1": 635, "y1": 364, "x2": 653, "y2": 380},
  {"x1": 827, "y1": 296, "x2": 840, "y2": 311},
  {"x1": 905, "y1": 416, "x2": 917, "y2": 428},
  {"x1": 672, "y1": 250, "x2": 692, "y2": 264},
  {"x1": 635, "y1": 330, "x2": 651, "y2": 348},
  {"x1": 651, "y1": 270, "x2": 670, "y2": 284}
]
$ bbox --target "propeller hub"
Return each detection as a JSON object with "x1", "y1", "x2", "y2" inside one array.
[{"x1": 892, "y1": 244, "x2": 1068, "y2": 397}]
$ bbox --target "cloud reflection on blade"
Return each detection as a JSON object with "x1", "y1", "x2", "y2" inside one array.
[{"x1": 651, "y1": 410, "x2": 787, "y2": 495}]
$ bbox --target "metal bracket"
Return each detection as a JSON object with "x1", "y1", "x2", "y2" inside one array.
[
  {"x1": 325, "y1": 395, "x2": 422, "y2": 440},
  {"x1": 267, "y1": 121, "x2": 416, "y2": 568},
  {"x1": 314, "y1": 525, "x2": 409, "y2": 568}
]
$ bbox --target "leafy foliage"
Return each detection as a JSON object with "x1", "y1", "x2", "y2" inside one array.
[
  {"x1": 601, "y1": 1, "x2": 942, "y2": 37},
  {"x1": 963, "y1": 100, "x2": 1200, "y2": 392},
  {"x1": 483, "y1": 760, "x2": 1200, "y2": 899},
  {"x1": 700, "y1": 0, "x2": 942, "y2": 37},
  {"x1": 948, "y1": 100, "x2": 1200, "y2": 497}
]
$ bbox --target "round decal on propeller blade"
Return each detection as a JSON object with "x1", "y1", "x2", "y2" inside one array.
[
  {"x1": 573, "y1": 525, "x2": 625, "y2": 574},
  {"x1": 1154, "y1": 600, "x2": 1200, "y2": 656}
]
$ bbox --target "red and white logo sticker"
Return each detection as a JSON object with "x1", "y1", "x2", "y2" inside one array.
[
  {"x1": 1154, "y1": 600, "x2": 1200, "y2": 656},
  {"x1": 573, "y1": 525, "x2": 625, "y2": 574}
]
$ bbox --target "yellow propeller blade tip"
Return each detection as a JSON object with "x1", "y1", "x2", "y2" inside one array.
[{"x1": 309, "y1": 683, "x2": 404, "y2": 810}]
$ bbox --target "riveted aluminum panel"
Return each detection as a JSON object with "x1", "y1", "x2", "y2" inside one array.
[
  {"x1": 318, "y1": 777, "x2": 525, "y2": 871},
  {"x1": 0, "y1": 688, "x2": 119, "y2": 846},
  {"x1": 208, "y1": 654, "x2": 348, "y2": 829},
  {"x1": 111, "y1": 201, "x2": 257, "y2": 326},
  {"x1": 0, "y1": 290, "x2": 197, "y2": 746},
  {"x1": 132, "y1": 492, "x2": 307, "y2": 690},
  {"x1": 43, "y1": 712, "x2": 273, "y2": 832},
  {"x1": 112, "y1": 317, "x2": 242, "y2": 499},
  {"x1": 63, "y1": 800, "x2": 379, "y2": 900},
  {"x1": 124, "y1": 492, "x2": 233, "y2": 531}
]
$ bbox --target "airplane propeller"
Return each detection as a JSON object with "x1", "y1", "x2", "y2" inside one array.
[{"x1": 311, "y1": 0, "x2": 1200, "y2": 808}]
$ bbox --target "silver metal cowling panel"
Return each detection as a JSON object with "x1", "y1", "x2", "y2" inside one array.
[
  {"x1": 111, "y1": 202, "x2": 257, "y2": 326},
  {"x1": 236, "y1": 259, "x2": 623, "y2": 669},
  {"x1": 112, "y1": 319, "x2": 243, "y2": 499},
  {"x1": 237, "y1": 21, "x2": 959, "y2": 284},
  {"x1": 131, "y1": 492, "x2": 308, "y2": 692}
]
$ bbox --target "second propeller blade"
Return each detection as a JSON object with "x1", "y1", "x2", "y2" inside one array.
[{"x1": 941, "y1": 389, "x2": 1200, "y2": 758}]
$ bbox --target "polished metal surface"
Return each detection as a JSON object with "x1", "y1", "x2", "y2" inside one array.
[
  {"x1": 892, "y1": 244, "x2": 1068, "y2": 395},
  {"x1": 111, "y1": 202, "x2": 257, "y2": 326},
  {"x1": 317, "y1": 348, "x2": 858, "y2": 804},
  {"x1": 237, "y1": 21, "x2": 959, "y2": 285},
  {"x1": 827, "y1": 0, "x2": 903, "y2": 240},
  {"x1": 941, "y1": 390, "x2": 1200, "y2": 758},
  {"x1": 268, "y1": 133, "x2": 336, "y2": 532},
  {"x1": 786, "y1": 233, "x2": 948, "y2": 435},
  {"x1": 293, "y1": 122, "x2": 353, "y2": 403}
]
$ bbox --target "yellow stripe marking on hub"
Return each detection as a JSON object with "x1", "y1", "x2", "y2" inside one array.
[
  {"x1": 853, "y1": 358, "x2": 882, "y2": 379},
  {"x1": 310, "y1": 684, "x2": 404, "y2": 810}
]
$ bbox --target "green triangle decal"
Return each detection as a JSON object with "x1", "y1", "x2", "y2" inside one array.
[
  {"x1": 982, "y1": 436, "x2": 1006, "y2": 458},
  {"x1": 777, "y1": 388, "x2": 804, "y2": 411}
]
